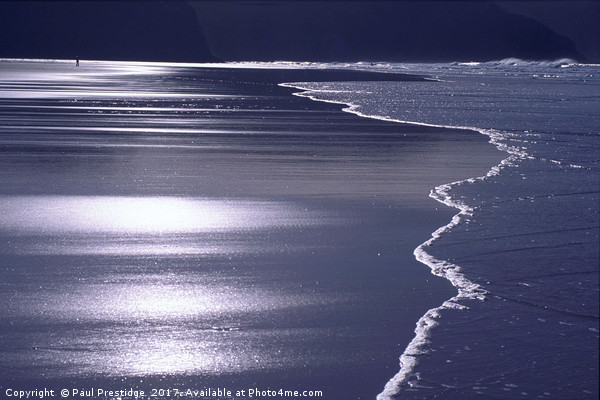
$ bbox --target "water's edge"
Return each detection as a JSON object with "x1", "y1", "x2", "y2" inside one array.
[{"x1": 279, "y1": 82, "x2": 525, "y2": 398}]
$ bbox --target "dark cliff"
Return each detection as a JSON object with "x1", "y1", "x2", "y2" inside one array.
[{"x1": 0, "y1": 1, "x2": 218, "y2": 62}]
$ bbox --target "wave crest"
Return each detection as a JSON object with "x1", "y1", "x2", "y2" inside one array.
[{"x1": 483, "y1": 57, "x2": 579, "y2": 68}]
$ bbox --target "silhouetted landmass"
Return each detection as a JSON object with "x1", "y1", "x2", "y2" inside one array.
[
  {"x1": 0, "y1": 1, "x2": 588, "y2": 63},
  {"x1": 0, "y1": 1, "x2": 218, "y2": 62},
  {"x1": 496, "y1": 0, "x2": 599, "y2": 63},
  {"x1": 193, "y1": 1, "x2": 585, "y2": 62}
]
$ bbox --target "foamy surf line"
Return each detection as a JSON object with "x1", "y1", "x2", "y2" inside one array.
[{"x1": 280, "y1": 81, "x2": 527, "y2": 399}]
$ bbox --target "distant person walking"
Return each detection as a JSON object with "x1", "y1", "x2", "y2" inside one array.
[{"x1": 76, "y1": 56, "x2": 79, "y2": 67}]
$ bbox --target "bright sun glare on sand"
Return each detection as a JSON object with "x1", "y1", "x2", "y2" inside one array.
[
  {"x1": 0, "y1": 196, "x2": 327, "y2": 256},
  {"x1": 0, "y1": 196, "x2": 308, "y2": 234}
]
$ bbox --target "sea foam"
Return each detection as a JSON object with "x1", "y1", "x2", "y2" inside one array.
[
  {"x1": 280, "y1": 60, "x2": 599, "y2": 398},
  {"x1": 280, "y1": 81, "x2": 521, "y2": 398}
]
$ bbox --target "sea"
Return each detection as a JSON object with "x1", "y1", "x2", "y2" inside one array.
[
  {"x1": 0, "y1": 59, "x2": 598, "y2": 400},
  {"x1": 283, "y1": 59, "x2": 600, "y2": 399}
]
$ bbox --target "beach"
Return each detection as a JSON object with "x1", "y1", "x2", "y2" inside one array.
[
  {"x1": 289, "y1": 60, "x2": 599, "y2": 399},
  {"x1": 0, "y1": 60, "x2": 505, "y2": 399}
]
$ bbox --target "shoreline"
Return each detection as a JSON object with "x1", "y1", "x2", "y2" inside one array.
[
  {"x1": 281, "y1": 61, "x2": 599, "y2": 398},
  {"x1": 279, "y1": 81, "x2": 515, "y2": 398},
  {"x1": 0, "y1": 60, "x2": 510, "y2": 399}
]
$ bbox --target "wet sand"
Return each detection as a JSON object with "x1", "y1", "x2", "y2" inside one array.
[{"x1": 0, "y1": 61, "x2": 504, "y2": 399}]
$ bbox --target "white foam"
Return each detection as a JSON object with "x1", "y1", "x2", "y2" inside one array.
[
  {"x1": 280, "y1": 61, "x2": 599, "y2": 397},
  {"x1": 279, "y1": 80, "x2": 526, "y2": 400}
]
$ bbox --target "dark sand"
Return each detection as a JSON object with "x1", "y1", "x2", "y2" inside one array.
[{"x1": 0, "y1": 61, "x2": 504, "y2": 399}]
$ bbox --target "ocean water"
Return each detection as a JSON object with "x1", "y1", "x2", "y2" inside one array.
[{"x1": 283, "y1": 59, "x2": 600, "y2": 398}]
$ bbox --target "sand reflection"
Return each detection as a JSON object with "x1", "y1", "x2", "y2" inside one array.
[
  {"x1": 0, "y1": 60, "x2": 237, "y2": 99},
  {"x1": 0, "y1": 196, "x2": 329, "y2": 256},
  {"x1": 7, "y1": 275, "x2": 330, "y2": 376},
  {"x1": 0, "y1": 195, "x2": 335, "y2": 376},
  {"x1": 0, "y1": 196, "x2": 319, "y2": 234}
]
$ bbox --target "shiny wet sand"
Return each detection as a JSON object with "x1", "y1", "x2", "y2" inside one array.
[{"x1": 0, "y1": 60, "x2": 503, "y2": 399}]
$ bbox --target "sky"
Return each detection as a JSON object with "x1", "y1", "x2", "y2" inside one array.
[{"x1": 0, "y1": 0, "x2": 598, "y2": 63}]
